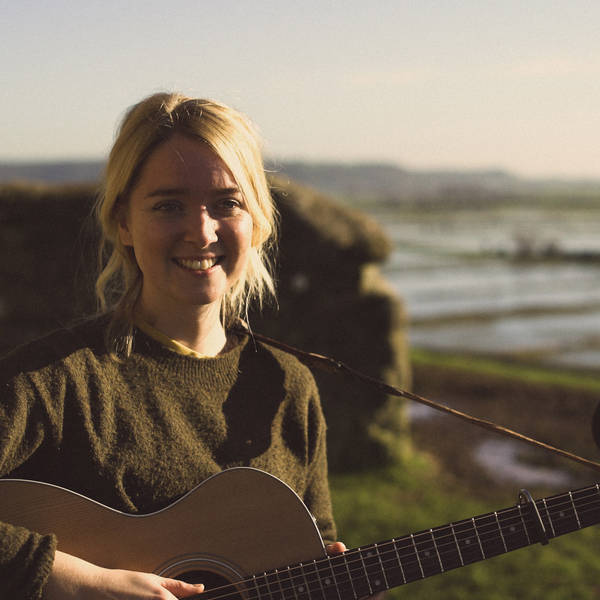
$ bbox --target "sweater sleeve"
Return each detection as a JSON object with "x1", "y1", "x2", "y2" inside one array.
[
  {"x1": 302, "y1": 381, "x2": 337, "y2": 546},
  {"x1": 0, "y1": 356, "x2": 60, "y2": 600}
]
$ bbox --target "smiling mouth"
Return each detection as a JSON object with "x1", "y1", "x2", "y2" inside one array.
[{"x1": 174, "y1": 257, "x2": 222, "y2": 271}]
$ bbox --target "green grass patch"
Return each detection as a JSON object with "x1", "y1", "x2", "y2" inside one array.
[
  {"x1": 331, "y1": 457, "x2": 600, "y2": 599},
  {"x1": 411, "y1": 347, "x2": 600, "y2": 393}
]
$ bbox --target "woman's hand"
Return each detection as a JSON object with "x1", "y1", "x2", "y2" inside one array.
[
  {"x1": 44, "y1": 550, "x2": 204, "y2": 600},
  {"x1": 326, "y1": 542, "x2": 385, "y2": 600}
]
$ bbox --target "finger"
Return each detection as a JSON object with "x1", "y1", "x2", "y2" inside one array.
[
  {"x1": 161, "y1": 578, "x2": 205, "y2": 597},
  {"x1": 326, "y1": 541, "x2": 347, "y2": 555}
]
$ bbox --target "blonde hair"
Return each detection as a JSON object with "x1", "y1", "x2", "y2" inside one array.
[{"x1": 95, "y1": 92, "x2": 277, "y2": 355}]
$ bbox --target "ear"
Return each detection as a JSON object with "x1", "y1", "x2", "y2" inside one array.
[{"x1": 116, "y1": 203, "x2": 133, "y2": 247}]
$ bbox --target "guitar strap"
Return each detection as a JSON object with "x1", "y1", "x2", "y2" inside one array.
[{"x1": 234, "y1": 326, "x2": 600, "y2": 474}]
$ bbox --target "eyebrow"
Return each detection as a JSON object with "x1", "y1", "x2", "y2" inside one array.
[
  {"x1": 145, "y1": 187, "x2": 187, "y2": 198},
  {"x1": 145, "y1": 186, "x2": 242, "y2": 198}
]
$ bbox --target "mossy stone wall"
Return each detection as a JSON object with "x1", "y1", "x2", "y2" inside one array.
[{"x1": 0, "y1": 179, "x2": 411, "y2": 471}]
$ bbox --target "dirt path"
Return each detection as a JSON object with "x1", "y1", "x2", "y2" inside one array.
[{"x1": 410, "y1": 362, "x2": 600, "y2": 501}]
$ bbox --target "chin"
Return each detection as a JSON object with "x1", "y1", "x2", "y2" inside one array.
[{"x1": 185, "y1": 292, "x2": 226, "y2": 309}]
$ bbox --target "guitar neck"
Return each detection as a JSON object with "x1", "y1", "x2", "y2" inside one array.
[{"x1": 217, "y1": 482, "x2": 600, "y2": 600}]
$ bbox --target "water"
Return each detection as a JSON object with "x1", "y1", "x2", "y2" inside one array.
[
  {"x1": 473, "y1": 439, "x2": 573, "y2": 487},
  {"x1": 368, "y1": 205, "x2": 600, "y2": 369},
  {"x1": 390, "y1": 261, "x2": 600, "y2": 319}
]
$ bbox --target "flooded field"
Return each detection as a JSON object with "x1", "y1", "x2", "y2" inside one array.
[{"x1": 367, "y1": 204, "x2": 600, "y2": 370}]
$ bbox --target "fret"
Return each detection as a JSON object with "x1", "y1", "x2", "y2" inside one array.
[
  {"x1": 449, "y1": 522, "x2": 465, "y2": 567},
  {"x1": 360, "y1": 544, "x2": 387, "y2": 594},
  {"x1": 274, "y1": 568, "x2": 289, "y2": 600},
  {"x1": 352, "y1": 548, "x2": 373, "y2": 598},
  {"x1": 472, "y1": 514, "x2": 505, "y2": 559},
  {"x1": 432, "y1": 524, "x2": 462, "y2": 571},
  {"x1": 371, "y1": 541, "x2": 404, "y2": 589},
  {"x1": 329, "y1": 553, "x2": 356, "y2": 600},
  {"x1": 263, "y1": 569, "x2": 282, "y2": 600},
  {"x1": 541, "y1": 498, "x2": 557, "y2": 538},
  {"x1": 543, "y1": 493, "x2": 578, "y2": 537},
  {"x1": 292, "y1": 562, "x2": 314, "y2": 600},
  {"x1": 391, "y1": 538, "x2": 407, "y2": 585},
  {"x1": 319, "y1": 558, "x2": 342, "y2": 600},
  {"x1": 570, "y1": 487, "x2": 600, "y2": 529},
  {"x1": 278, "y1": 567, "x2": 300, "y2": 600},
  {"x1": 411, "y1": 531, "x2": 443, "y2": 577},
  {"x1": 374, "y1": 543, "x2": 390, "y2": 589},
  {"x1": 285, "y1": 564, "x2": 305, "y2": 600},
  {"x1": 494, "y1": 511, "x2": 508, "y2": 553},
  {"x1": 429, "y1": 529, "x2": 444, "y2": 572},
  {"x1": 498, "y1": 507, "x2": 530, "y2": 551},
  {"x1": 410, "y1": 534, "x2": 425, "y2": 578},
  {"x1": 341, "y1": 553, "x2": 360, "y2": 599},
  {"x1": 392, "y1": 535, "x2": 425, "y2": 583},
  {"x1": 451, "y1": 518, "x2": 484, "y2": 565},
  {"x1": 302, "y1": 560, "x2": 328, "y2": 600},
  {"x1": 248, "y1": 575, "x2": 261, "y2": 600},
  {"x1": 258, "y1": 571, "x2": 276, "y2": 600},
  {"x1": 471, "y1": 518, "x2": 486, "y2": 559},
  {"x1": 517, "y1": 504, "x2": 532, "y2": 545},
  {"x1": 569, "y1": 492, "x2": 582, "y2": 529}
]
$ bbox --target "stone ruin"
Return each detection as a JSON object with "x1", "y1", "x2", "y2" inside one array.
[{"x1": 0, "y1": 178, "x2": 411, "y2": 471}]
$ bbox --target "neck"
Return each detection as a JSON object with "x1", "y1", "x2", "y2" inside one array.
[{"x1": 135, "y1": 299, "x2": 227, "y2": 357}]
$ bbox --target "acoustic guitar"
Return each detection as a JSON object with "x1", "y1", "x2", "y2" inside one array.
[{"x1": 1, "y1": 467, "x2": 599, "y2": 599}]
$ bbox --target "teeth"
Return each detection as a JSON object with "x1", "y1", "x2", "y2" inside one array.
[{"x1": 178, "y1": 257, "x2": 218, "y2": 270}]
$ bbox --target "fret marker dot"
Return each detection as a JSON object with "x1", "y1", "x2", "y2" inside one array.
[
  {"x1": 375, "y1": 579, "x2": 381, "y2": 586},
  {"x1": 510, "y1": 526, "x2": 516, "y2": 533},
  {"x1": 425, "y1": 551, "x2": 430, "y2": 557},
  {"x1": 325, "y1": 578, "x2": 331, "y2": 585},
  {"x1": 465, "y1": 539, "x2": 471, "y2": 545},
  {"x1": 559, "y1": 511, "x2": 565, "y2": 518},
  {"x1": 298, "y1": 586, "x2": 305, "y2": 593}
]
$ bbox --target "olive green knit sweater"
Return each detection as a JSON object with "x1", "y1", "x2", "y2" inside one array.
[{"x1": 0, "y1": 317, "x2": 336, "y2": 600}]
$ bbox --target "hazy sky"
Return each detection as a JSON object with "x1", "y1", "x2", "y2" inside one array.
[{"x1": 2, "y1": 0, "x2": 599, "y2": 177}]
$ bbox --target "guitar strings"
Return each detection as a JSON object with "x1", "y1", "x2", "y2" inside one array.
[
  {"x1": 207, "y1": 508, "x2": 598, "y2": 600},
  {"x1": 202, "y1": 490, "x2": 600, "y2": 600},
  {"x1": 193, "y1": 486, "x2": 600, "y2": 600}
]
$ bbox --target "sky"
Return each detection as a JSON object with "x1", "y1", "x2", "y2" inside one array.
[{"x1": 2, "y1": 0, "x2": 599, "y2": 178}]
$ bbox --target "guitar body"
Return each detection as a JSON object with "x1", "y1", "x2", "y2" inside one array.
[
  {"x1": 0, "y1": 467, "x2": 326, "y2": 584},
  {"x1": 3, "y1": 467, "x2": 598, "y2": 597}
]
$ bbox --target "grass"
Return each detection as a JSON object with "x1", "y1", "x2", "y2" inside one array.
[
  {"x1": 328, "y1": 349, "x2": 600, "y2": 598},
  {"x1": 410, "y1": 347, "x2": 600, "y2": 393},
  {"x1": 330, "y1": 457, "x2": 600, "y2": 599}
]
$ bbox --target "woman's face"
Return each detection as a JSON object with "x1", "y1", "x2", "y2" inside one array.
[{"x1": 119, "y1": 134, "x2": 253, "y2": 316}]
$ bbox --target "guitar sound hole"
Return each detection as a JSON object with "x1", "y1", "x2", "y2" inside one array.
[{"x1": 177, "y1": 570, "x2": 242, "y2": 599}]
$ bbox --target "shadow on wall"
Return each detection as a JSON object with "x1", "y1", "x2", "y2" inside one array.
[{"x1": 0, "y1": 178, "x2": 412, "y2": 472}]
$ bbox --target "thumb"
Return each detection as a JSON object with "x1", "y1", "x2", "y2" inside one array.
[{"x1": 161, "y1": 578, "x2": 205, "y2": 598}]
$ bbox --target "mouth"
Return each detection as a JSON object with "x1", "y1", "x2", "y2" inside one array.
[{"x1": 174, "y1": 256, "x2": 223, "y2": 271}]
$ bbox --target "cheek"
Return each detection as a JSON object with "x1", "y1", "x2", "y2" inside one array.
[
  {"x1": 230, "y1": 216, "x2": 254, "y2": 253},
  {"x1": 135, "y1": 222, "x2": 177, "y2": 250},
  {"x1": 225, "y1": 219, "x2": 254, "y2": 276}
]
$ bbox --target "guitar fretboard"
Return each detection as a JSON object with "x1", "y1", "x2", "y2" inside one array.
[{"x1": 202, "y1": 483, "x2": 600, "y2": 600}]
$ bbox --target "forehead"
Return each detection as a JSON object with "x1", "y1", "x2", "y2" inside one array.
[{"x1": 133, "y1": 134, "x2": 237, "y2": 194}]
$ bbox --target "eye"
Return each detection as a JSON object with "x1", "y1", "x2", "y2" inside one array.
[
  {"x1": 216, "y1": 197, "x2": 245, "y2": 213},
  {"x1": 221, "y1": 198, "x2": 241, "y2": 209},
  {"x1": 152, "y1": 200, "x2": 183, "y2": 213}
]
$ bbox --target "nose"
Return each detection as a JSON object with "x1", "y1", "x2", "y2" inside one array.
[{"x1": 184, "y1": 205, "x2": 218, "y2": 247}]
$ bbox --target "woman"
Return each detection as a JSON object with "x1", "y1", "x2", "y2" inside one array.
[{"x1": 0, "y1": 93, "x2": 343, "y2": 600}]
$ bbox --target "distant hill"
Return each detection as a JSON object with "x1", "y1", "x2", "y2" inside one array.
[
  {"x1": 269, "y1": 161, "x2": 522, "y2": 201},
  {"x1": 2, "y1": 159, "x2": 599, "y2": 203},
  {"x1": 0, "y1": 161, "x2": 103, "y2": 183}
]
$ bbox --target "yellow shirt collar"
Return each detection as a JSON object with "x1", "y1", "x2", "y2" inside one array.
[{"x1": 134, "y1": 317, "x2": 210, "y2": 359}]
